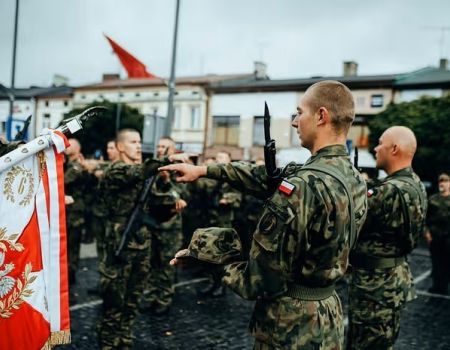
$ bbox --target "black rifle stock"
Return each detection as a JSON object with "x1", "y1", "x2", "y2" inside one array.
[{"x1": 263, "y1": 102, "x2": 281, "y2": 188}]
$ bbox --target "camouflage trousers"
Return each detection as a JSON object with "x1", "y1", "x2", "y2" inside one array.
[
  {"x1": 249, "y1": 293, "x2": 344, "y2": 350},
  {"x1": 347, "y1": 264, "x2": 416, "y2": 350},
  {"x1": 97, "y1": 249, "x2": 151, "y2": 349},
  {"x1": 91, "y1": 215, "x2": 107, "y2": 272},
  {"x1": 143, "y1": 229, "x2": 182, "y2": 308}
]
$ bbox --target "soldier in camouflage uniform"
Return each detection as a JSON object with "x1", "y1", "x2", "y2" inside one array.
[
  {"x1": 425, "y1": 172, "x2": 450, "y2": 295},
  {"x1": 97, "y1": 129, "x2": 161, "y2": 349},
  {"x1": 142, "y1": 136, "x2": 187, "y2": 315},
  {"x1": 64, "y1": 138, "x2": 90, "y2": 286},
  {"x1": 348, "y1": 126, "x2": 428, "y2": 350},
  {"x1": 164, "y1": 80, "x2": 368, "y2": 350}
]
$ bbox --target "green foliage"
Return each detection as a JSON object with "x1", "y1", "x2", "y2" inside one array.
[
  {"x1": 368, "y1": 96, "x2": 450, "y2": 182},
  {"x1": 62, "y1": 100, "x2": 144, "y2": 156}
]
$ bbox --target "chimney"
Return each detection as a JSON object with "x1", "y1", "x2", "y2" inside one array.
[
  {"x1": 439, "y1": 58, "x2": 448, "y2": 70},
  {"x1": 52, "y1": 74, "x2": 69, "y2": 86},
  {"x1": 102, "y1": 73, "x2": 120, "y2": 81},
  {"x1": 254, "y1": 61, "x2": 268, "y2": 80},
  {"x1": 343, "y1": 61, "x2": 358, "y2": 77}
]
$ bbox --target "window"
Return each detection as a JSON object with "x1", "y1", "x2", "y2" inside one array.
[
  {"x1": 119, "y1": 92, "x2": 124, "y2": 98},
  {"x1": 371, "y1": 94, "x2": 384, "y2": 108},
  {"x1": 152, "y1": 107, "x2": 158, "y2": 116},
  {"x1": 174, "y1": 106, "x2": 181, "y2": 129},
  {"x1": 81, "y1": 95, "x2": 86, "y2": 100},
  {"x1": 45, "y1": 100, "x2": 49, "y2": 107},
  {"x1": 64, "y1": 100, "x2": 68, "y2": 107},
  {"x1": 99, "y1": 94, "x2": 104, "y2": 99},
  {"x1": 153, "y1": 92, "x2": 159, "y2": 97},
  {"x1": 43, "y1": 113, "x2": 51, "y2": 129},
  {"x1": 135, "y1": 92, "x2": 140, "y2": 97},
  {"x1": 190, "y1": 106, "x2": 201, "y2": 129},
  {"x1": 212, "y1": 116, "x2": 240, "y2": 146},
  {"x1": 253, "y1": 116, "x2": 265, "y2": 146}
]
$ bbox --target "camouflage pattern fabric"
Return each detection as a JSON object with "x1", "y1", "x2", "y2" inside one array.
[
  {"x1": 64, "y1": 159, "x2": 88, "y2": 283},
  {"x1": 142, "y1": 174, "x2": 185, "y2": 309},
  {"x1": 97, "y1": 159, "x2": 159, "y2": 349},
  {"x1": 178, "y1": 227, "x2": 242, "y2": 264},
  {"x1": 203, "y1": 178, "x2": 242, "y2": 228},
  {"x1": 426, "y1": 192, "x2": 450, "y2": 293},
  {"x1": 348, "y1": 167, "x2": 428, "y2": 350},
  {"x1": 91, "y1": 161, "x2": 112, "y2": 272},
  {"x1": 205, "y1": 145, "x2": 368, "y2": 349}
]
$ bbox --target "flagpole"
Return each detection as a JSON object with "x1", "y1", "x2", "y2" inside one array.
[
  {"x1": 9, "y1": 0, "x2": 20, "y2": 122},
  {"x1": 165, "y1": 0, "x2": 180, "y2": 136}
]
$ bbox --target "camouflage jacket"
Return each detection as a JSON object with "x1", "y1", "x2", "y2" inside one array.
[
  {"x1": 102, "y1": 159, "x2": 161, "y2": 248},
  {"x1": 207, "y1": 144, "x2": 368, "y2": 300},
  {"x1": 196, "y1": 177, "x2": 242, "y2": 227},
  {"x1": 64, "y1": 159, "x2": 89, "y2": 215},
  {"x1": 352, "y1": 167, "x2": 427, "y2": 259},
  {"x1": 426, "y1": 192, "x2": 450, "y2": 239},
  {"x1": 144, "y1": 173, "x2": 186, "y2": 231}
]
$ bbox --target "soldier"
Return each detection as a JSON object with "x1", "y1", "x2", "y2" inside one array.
[
  {"x1": 163, "y1": 80, "x2": 368, "y2": 349},
  {"x1": 106, "y1": 139, "x2": 120, "y2": 163},
  {"x1": 348, "y1": 126, "x2": 428, "y2": 350},
  {"x1": 425, "y1": 172, "x2": 450, "y2": 295},
  {"x1": 97, "y1": 129, "x2": 162, "y2": 349},
  {"x1": 142, "y1": 136, "x2": 187, "y2": 315},
  {"x1": 64, "y1": 138, "x2": 90, "y2": 286},
  {"x1": 199, "y1": 151, "x2": 242, "y2": 297}
]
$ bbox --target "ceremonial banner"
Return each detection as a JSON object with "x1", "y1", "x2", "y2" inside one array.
[{"x1": 0, "y1": 131, "x2": 70, "y2": 349}]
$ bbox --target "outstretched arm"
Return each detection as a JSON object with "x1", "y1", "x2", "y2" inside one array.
[{"x1": 159, "y1": 162, "x2": 271, "y2": 199}]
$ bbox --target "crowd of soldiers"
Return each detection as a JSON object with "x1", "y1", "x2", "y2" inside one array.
[{"x1": 56, "y1": 80, "x2": 450, "y2": 350}]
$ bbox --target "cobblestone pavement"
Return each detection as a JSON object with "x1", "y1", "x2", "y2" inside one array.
[{"x1": 57, "y1": 245, "x2": 450, "y2": 349}]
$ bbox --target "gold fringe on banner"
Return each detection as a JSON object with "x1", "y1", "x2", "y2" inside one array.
[{"x1": 41, "y1": 330, "x2": 72, "y2": 349}]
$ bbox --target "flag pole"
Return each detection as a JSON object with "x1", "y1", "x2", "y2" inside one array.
[
  {"x1": 9, "y1": 0, "x2": 20, "y2": 124},
  {"x1": 165, "y1": 0, "x2": 181, "y2": 136}
]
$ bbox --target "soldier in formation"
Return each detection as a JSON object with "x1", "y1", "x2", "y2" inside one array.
[
  {"x1": 425, "y1": 172, "x2": 450, "y2": 295},
  {"x1": 347, "y1": 126, "x2": 428, "y2": 350},
  {"x1": 164, "y1": 80, "x2": 368, "y2": 349},
  {"x1": 97, "y1": 129, "x2": 159, "y2": 349},
  {"x1": 141, "y1": 136, "x2": 187, "y2": 314}
]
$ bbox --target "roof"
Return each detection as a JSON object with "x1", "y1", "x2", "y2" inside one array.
[
  {"x1": 208, "y1": 74, "x2": 398, "y2": 93},
  {"x1": 394, "y1": 67, "x2": 450, "y2": 88},
  {"x1": 75, "y1": 73, "x2": 254, "y2": 91},
  {"x1": 0, "y1": 84, "x2": 73, "y2": 99}
]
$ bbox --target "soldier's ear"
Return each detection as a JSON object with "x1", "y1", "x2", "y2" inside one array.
[
  {"x1": 116, "y1": 142, "x2": 125, "y2": 152},
  {"x1": 391, "y1": 143, "x2": 399, "y2": 155},
  {"x1": 316, "y1": 107, "x2": 329, "y2": 126}
]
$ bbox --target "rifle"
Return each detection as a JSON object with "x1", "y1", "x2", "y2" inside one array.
[
  {"x1": 263, "y1": 102, "x2": 281, "y2": 188},
  {"x1": 14, "y1": 115, "x2": 32, "y2": 141},
  {"x1": 115, "y1": 174, "x2": 158, "y2": 259}
]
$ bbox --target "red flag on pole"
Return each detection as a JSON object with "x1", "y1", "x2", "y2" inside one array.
[{"x1": 104, "y1": 34, "x2": 158, "y2": 79}]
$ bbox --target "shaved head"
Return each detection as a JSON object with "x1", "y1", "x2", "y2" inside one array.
[
  {"x1": 383, "y1": 126, "x2": 417, "y2": 157},
  {"x1": 374, "y1": 126, "x2": 418, "y2": 174}
]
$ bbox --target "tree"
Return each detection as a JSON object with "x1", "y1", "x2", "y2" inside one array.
[
  {"x1": 368, "y1": 95, "x2": 450, "y2": 183},
  {"x1": 63, "y1": 100, "x2": 144, "y2": 157}
]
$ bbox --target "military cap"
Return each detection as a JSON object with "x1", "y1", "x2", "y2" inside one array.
[{"x1": 178, "y1": 227, "x2": 242, "y2": 264}]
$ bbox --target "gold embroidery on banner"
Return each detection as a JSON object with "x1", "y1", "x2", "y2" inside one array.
[
  {"x1": 0, "y1": 227, "x2": 35, "y2": 319},
  {"x1": 3, "y1": 165, "x2": 35, "y2": 206}
]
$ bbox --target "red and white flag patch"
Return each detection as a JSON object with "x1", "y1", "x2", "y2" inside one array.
[
  {"x1": 278, "y1": 180, "x2": 296, "y2": 196},
  {"x1": 367, "y1": 189, "x2": 374, "y2": 197}
]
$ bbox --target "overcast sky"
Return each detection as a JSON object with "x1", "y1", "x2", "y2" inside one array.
[{"x1": 1, "y1": 0, "x2": 449, "y2": 88}]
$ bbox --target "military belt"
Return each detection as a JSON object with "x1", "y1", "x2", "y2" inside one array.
[
  {"x1": 285, "y1": 284, "x2": 336, "y2": 301},
  {"x1": 350, "y1": 254, "x2": 406, "y2": 269}
]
